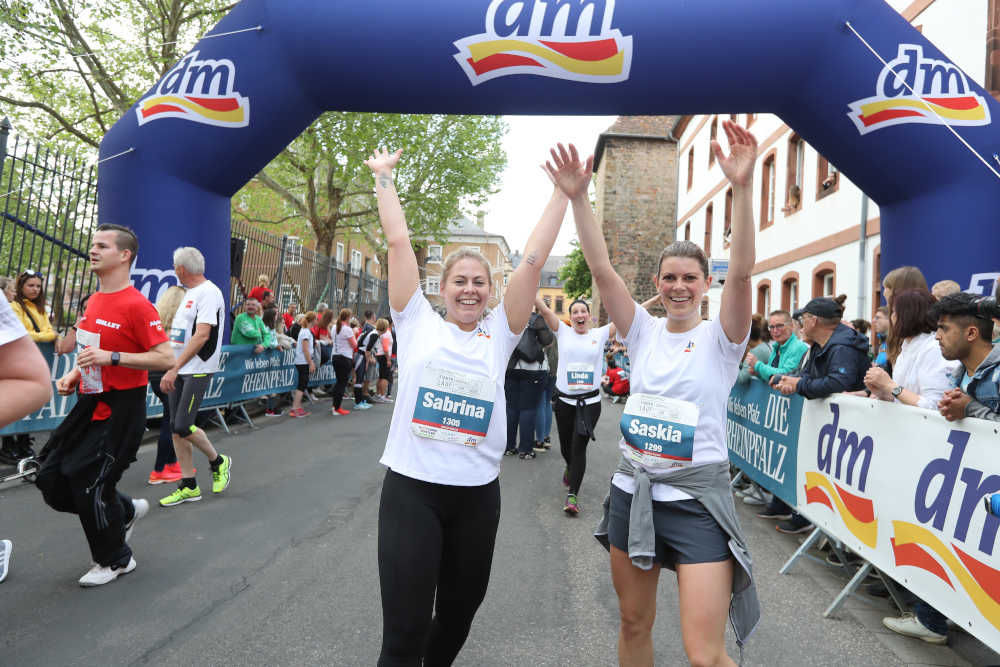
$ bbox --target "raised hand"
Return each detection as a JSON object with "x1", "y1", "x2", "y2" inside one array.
[
  {"x1": 713, "y1": 120, "x2": 757, "y2": 187},
  {"x1": 364, "y1": 147, "x2": 403, "y2": 176},
  {"x1": 544, "y1": 143, "x2": 593, "y2": 201}
]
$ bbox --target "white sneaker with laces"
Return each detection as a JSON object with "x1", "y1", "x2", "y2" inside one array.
[
  {"x1": 882, "y1": 613, "x2": 947, "y2": 644},
  {"x1": 79, "y1": 557, "x2": 137, "y2": 587},
  {"x1": 125, "y1": 498, "x2": 149, "y2": 543}
]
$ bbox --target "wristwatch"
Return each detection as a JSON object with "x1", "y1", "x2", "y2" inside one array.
[
  {"x1": 891, "y1": 384, "x2": 903, "y2": 398},
  {"x1": 111, "y1": 351, "x2": 121, "y2": 366}
]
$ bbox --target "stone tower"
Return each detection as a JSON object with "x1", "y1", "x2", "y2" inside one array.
[{"x1": 591, "y1": 116, "x2": 681, "y2": 323}]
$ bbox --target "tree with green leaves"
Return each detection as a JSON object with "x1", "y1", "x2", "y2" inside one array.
[
  {"x1": 0, "y1": 0, "x2": 234, "y2": 148},
  {"x1": 232, "y1": 112, "x2": 507, "y2": 259},
  {"x1": 558, "y1": 239, "x2": 592, "y2": 298}
]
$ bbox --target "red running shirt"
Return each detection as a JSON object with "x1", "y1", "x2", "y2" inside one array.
[{"x1": 75, "y1": 287, "x2": 167, "y2": 418}]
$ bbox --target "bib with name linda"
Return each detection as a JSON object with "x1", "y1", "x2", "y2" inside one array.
[
  {"x1": 620, "y1": 393, "x2": 699, "y2": 468},
  {"x1": 411, "y1": 362, "x2": 496, "y2": 447},
  {"x1": 566, "y1": 362, "x2": 595, "y2": 390}
]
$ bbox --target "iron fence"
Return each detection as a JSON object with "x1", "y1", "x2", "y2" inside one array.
[
  {"x1": 227, "y1": 221, "x2": 390, "y2": 321},
  {"x1": 0, "y1": 119, "x2": 99, "y2": 331}
]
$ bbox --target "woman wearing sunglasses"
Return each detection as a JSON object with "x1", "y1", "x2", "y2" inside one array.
[{"x1": 11, "y1": 270, "x2": 56, "y2": 343}]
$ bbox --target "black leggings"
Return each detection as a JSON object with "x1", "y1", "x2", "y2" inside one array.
[
  {"x1": 331, "y1": 355, "x2": 352, "y2": 409},
  {"x1": 167, "y1": 373, "x2": 211, "y2": 437},
  {"x1": 554, "y1": 399, "x2": 601, "y2": 495},
  {"x1": 377, "y1": 469, "x2": 501, "y2": 667}
]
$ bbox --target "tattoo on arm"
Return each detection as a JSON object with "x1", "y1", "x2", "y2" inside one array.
[
  {"x1": 378, "y1": 174, "x2": 392, "y2": 190},
  {"x1": 524, "y1": 252, "x2": 538, "y2": 266}
]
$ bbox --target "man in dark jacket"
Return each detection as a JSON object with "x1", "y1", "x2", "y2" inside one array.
[
  {"x1": 769, "y1": 297, "x2": 868, "y2": 534},
  {"x1": 773, "y1": 297, "x2": 869, "y2": 399}
]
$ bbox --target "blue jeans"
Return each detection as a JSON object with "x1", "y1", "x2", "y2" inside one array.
[
  {"x1": 504, "y1": 370, "x2": 545, "y2": 455},
  {"x1": 534, "y1": 376, "x2": 554, "y2": 442}
]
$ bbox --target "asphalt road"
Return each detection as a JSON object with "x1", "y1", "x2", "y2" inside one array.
[{"x1": 2, "y1": 396, "x2": 997, "y2": 666}]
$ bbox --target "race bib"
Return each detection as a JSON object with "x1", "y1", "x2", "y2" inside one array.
[
  {"x1": 169, "y1": 326, "x2": 186, "y2": 347},
  {"x1": 76, "y1": 328, "x2": 104, "y2": 395},
  {"x1": 411, "y1": 363, "x2": 496, "y2": 447},
  {"x1": 566, "y1": 362, "x2": 595, "y2": 390},
  {"x1": 620, "y1": 393, "x2": 699, "y2": 469}
]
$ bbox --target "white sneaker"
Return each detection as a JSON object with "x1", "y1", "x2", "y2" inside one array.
[
  {"x1": 355, "y1": 402, "x2": 372, "y2": 410},
  {"x1": 741, "y1": 495, "x2": 768, "y2": 506},
  {"x1": 0, "y1": 539, "x2": 11, "y2": 583},
  {"x1": 882, "y1": 613, "x2": 947, "y2": 644},
  {"x1": 125, "y1": 498, "x2": 149, "y2": 543},
  {"x1": 79, "y1": 557, "x2": 137, "y2": 587}
]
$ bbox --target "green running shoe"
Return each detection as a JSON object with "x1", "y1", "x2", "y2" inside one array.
[
  {"x1": 212, "y1": 454, "x2": 232, "y2": 494},
  {"x1": 159, "y1": 485, "x2": 202, "y2": 507}
]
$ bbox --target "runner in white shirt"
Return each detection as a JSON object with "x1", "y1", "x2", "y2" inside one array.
[
  {"x1": 366, "y1": 146, "x2": 566, "y2": 666},
  {"x1": 0, "y1": 292, "x2": 52, "y2": 583},
  {"x1": 158, "y1": 247, "x2": 232, "y2": 508},
  {"x1": 547, "y1": 124, "x2": 760, "y2": 666},
  {"x1": 534, "y1": 294, "x2": 613, "y2": 515}
]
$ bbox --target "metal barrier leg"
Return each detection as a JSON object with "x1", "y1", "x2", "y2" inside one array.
[
  {"x1": 232, "y1": 402, "x2": 254, "y2": 429},
  {"x1": 730, "y1": 470, "x2": 745, "y2": 488},
  {"x1": 824, "y1": 562, "x2": 875, "y2": 618},
  {"x1": 779, "y1": 527, "x2": 823, "y2": 575},
  {"x1": 878, "y1": 570, "x2": 908, "y2": 614},
  {"x1": 210, "y1": 407, "x2": 231, "y2": 434}
]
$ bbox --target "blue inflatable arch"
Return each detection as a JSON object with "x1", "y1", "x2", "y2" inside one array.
[{"x1": 99, "y1": 0, "x2": 1000, "y2": 304}]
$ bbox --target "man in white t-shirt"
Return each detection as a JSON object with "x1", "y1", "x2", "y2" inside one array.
[
  {"x1": 158, "y1": 247, "x2": 232, "y2": 508},
  {"x1": 0, "y1": 291, "x2": 52, "y2": 582}
]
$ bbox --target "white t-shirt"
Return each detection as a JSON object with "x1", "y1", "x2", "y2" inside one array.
[
  {"x1": 0, "y1": 293, "x2": 27, "y2": 346},
  {"x1": 380, "y1": 289, "x2": 521, "y2": 486},
  {"x1": 169, "y1": 280, "x2": 225, "y2": 375},
  {"x1": 375, "y1": 330, "x2": 392, "y2": 357},
  {"x1": 295, "y1": 328, "x2": 315, "y2": 365},
  {"x1": 555, "y1": 322, "x2": 610, "y2": 406},
  {"x1": 893, "y1": 332, "x2": 961, "y2": 410},
  {"x1": 613, "y1": 304, "x2": 748, "y2": 502},
  {"x1": 332, "y1": 325, "x2": 355, "y2": 358}
]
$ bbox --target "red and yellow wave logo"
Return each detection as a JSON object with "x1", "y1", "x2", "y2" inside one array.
[
  {"x1": 136, "y1": 50, "x2": 249, "y2": 129},
  {"x1": 804, "y1": 470, "x2": 878, "y2": 548},
  {"x1": 892, "y1": 521, "x2": 1000, "y2": 631},
  {"x1": 848, "y1": 44, "x2": 990, "y2": 135},
  {"x1": 454, "y1": 0, "x2": 632, "y2": 86}
]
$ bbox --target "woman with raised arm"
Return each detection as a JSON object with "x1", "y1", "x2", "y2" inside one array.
[
  {"x1": 534, "y1": 293, "x2": 614, "y2": 516},
  {"x1": 545, "y1": 121, "x2": 761, "y2": 667},
  {"x1": 365, "y1": 147, "x2": 567, "y2": 667}
]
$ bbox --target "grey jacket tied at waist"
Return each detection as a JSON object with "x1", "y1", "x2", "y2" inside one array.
[{"x1": 594, "y1": 457, "x2": 761, "y2": 648}]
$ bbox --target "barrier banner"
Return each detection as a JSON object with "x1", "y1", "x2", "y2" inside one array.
[
  {"x1": 794, "y1": 396, "x2": 1000, "y2": 652},
  {"x1": 0, "y1": 344, "x2": 342, "y2": 436},
  {"x1": 726, "y1": 380, "x2": 802, "y2": 506}
]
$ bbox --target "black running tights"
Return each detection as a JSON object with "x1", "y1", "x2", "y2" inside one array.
[
  {"x1": 554, "y1": 399, "x2": 601, "y2": 495},
  {"x1": 377, "y1": 469, "x2": 501, "y2": 667},
  {"x1": 331, "y1": 355, "x2": 352, "y2": 410}
]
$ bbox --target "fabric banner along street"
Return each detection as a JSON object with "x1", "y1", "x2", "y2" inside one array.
[
  {"x1": 0, "y1": 344, "x2": 341, "y2": 435},
  {"x1": 726, "y1": 380, "x2": 802, "y2": 506}
]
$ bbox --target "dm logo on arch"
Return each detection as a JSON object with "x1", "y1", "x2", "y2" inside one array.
[
  {"x1": 454, "y1": 0, "x2": 633, "y2": 86},
  {"x1": 848, "y1": 44, "x2": 991, "y2": 135},
  {"x1": 135, "y1": 50, "x2": 249, "y2": 128}
]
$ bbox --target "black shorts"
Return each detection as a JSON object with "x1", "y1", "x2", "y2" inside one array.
[
  {"x1": 606, "y1": 483, "x2": 731, "y2": 567},
  {"x1": 167, "y1": 373, "x2": 212, "y2": 437},
  {"x1": 296, "y1": 364, "x2": 310, "y2": 391},
  {"x1": 377, "y1": 355, "x2": 391, "y2": 381}
]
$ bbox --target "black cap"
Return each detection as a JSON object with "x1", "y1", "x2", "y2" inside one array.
[{"x1": 794, "y1": 297, "x2": 843, "y2": 320}]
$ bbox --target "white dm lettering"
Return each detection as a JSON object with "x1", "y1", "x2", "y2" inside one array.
[
  {"x1": 422, "y1": 392, "x2": 487, "y2": 419},
  {"x1": 628, "y1": 418, "x2": 682, "y2": 443}
]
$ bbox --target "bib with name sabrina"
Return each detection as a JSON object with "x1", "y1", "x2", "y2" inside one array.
[{"x1": 411, "y1": 363, "x2": 496, "y2": 447}]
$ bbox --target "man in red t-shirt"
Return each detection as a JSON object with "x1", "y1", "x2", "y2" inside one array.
[{"x1": 36, "y1": 224, "x2": 174, "y2": 587}]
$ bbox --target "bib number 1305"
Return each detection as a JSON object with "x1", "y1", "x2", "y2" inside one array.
[{"x1": 411, "y1": 363, "x2": 496, "y2": 447}]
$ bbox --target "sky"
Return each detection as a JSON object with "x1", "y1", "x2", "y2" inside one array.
[{"x1": 482, "y1": 115, "x2": 618, "y2": 258}]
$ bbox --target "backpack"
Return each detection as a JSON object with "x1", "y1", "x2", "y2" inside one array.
[{"x1": 511, "y1": 313, "x2": 552, "y2": 365}]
